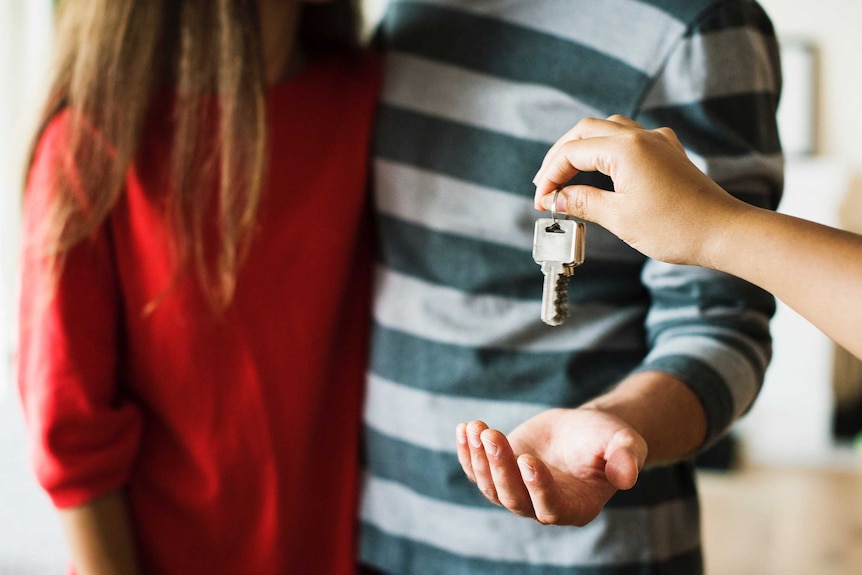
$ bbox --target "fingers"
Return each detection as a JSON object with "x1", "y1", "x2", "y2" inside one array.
[
  {"x1": 459, "y1": 421, "x2": 499, "y2": 505},
  {"x1": 532, "y1": 133, "x2": 623, "y2": 211},
  {"x1": 539, "y1": 183, "x2": 611, "y2": 223},
  {"x1": 455, "y1": 422, "x2": 476, "y2": 482},
  {"x1": 516, "y1": 454, "x2": 580, "y2": 525},
  {"x1": 654, "y1": 126, "x2": 685, "y2": 154},
  {"x1": 532, "y1": 115, "x2": 685, "y2": 212},
  {"x1": 533, "y1": 115, "x2": 644, "y2": 195},
  {"x1": 480, "y1": 429, "x2": 535, "y2": 516},
  {"x1": 533, "y1": 120, "x2": 615, "y2": 199},
  {"x1": 605, "y1": 114, "x2": 643, "y2": 129},
  {"x1": 456, "y1": 421, "x2": 536, "y2": 517}
]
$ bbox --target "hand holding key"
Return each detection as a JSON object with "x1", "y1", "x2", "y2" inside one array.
[{"x1": 532, "y1": 115, "x2": 740, "y2": 269}]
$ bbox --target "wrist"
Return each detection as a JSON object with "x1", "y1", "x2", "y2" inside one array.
[{"x1": 582, "y1": 371, "x2": 707, "y2": 465}]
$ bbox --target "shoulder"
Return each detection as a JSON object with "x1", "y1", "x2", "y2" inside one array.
[
  {"x1": 30, "y1": 108, "x2": 74, "y2": 172},
  {"x1": 639, "y1": 0, "x2": 775, "y2": 32},
  {"x1": 312, "y1": 49, "x2": 383, "y2": 94},
  {"x1": 27, "y1": 109, "x2": 76, "y2": 200},
  {"x1": 297, "y1": 49, "x2": 383, "y2": 121},
  {"x1": 28, "y1": 107, "x2": 116, "y2": 183}
]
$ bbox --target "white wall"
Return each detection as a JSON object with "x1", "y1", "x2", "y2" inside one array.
[
  {"x1": 0, "y1": 2, "x2": 68, "y2": 572},
  {"x1": 759, "y1": 0, "x2": 862, "y2": 170},
  {"x1": 0, "y1": 1, "x2": 53, "y2": 402},
  {"x1": 735, "y1": 0, "x2": 862, "y2": 468}
]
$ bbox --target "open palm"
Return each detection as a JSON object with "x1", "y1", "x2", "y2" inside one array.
[{"x1": 456, "y1": 407, "x2": 647, "y2": 526}]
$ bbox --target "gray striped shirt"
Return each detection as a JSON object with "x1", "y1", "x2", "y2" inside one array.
[{"x1": 361, "y1": 1, "x2": 783, "y2": 573}]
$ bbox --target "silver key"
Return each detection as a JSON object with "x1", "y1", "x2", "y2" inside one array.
[{"x1": 532, "y1": 218, "x2": 585, "y2": 326}]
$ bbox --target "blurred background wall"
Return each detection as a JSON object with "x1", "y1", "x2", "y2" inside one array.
[
  {"x1": 0, "y1": 3, "x2": 63, "y2": 572},
  {"x1": 759, "y1": 0, "x2": 862, "y2": 167},
  {"x1": 733, "y1": 0, "x2": 862, "y2": 468}
]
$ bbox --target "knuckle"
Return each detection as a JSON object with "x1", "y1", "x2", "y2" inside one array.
[
  {"x1": 498, "y1": 495, "x2": 532, "y2": 517},
  {"x1": 479, "y1": 484, "x2": 499, "y2": 503},
  {"x1": 655, "y1": 126, "x2": 678, "y2": 140},
  {"x1": 569, "y1": 189, "x2": 588, "y2": 219},
  {"x1": 624, "y1": 129, "x2": 651, "y2": 148},
  {"x1": 533, "y1": 510, "x2": 563, "y2": 526},
  {"x1": 575, "y1": 116, "x2": 601, "y2": 133}
]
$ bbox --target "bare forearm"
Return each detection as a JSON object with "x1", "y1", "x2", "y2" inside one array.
[
  {"x1": 59, "y1": 490, "x2": 141, "y2": 575},
  {"x1": 708, "y1": 206, "x2": 862, "y2": 359},
  {"x1": 582, "y1": 371, "x2": 707, "y2": 465}
]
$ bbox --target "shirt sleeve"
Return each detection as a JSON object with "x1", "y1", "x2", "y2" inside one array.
[
  {"x1": 17, "y1": 112, "x2": 142, "y2": 509},
  {"x1": 632, "y1": 0, "x2": 784, "y2": 446}
]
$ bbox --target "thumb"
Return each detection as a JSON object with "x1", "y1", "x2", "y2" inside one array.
[
  {"x1": 540, "y1": 185, "x2": 612, "y2": 225},
  {"x1": 603, "y1": 429, "x2": 647, "y2": 491}
]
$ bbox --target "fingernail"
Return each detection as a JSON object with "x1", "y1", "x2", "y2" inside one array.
[
  {"x1": 532, "y1": 167, "x2": 544, "y2": 185},
  {"x1": 467, "y1": 429, "x2": 482, "y2": 448},
  {"x1": 519, "y1": 459, "x2": 536, "y2": 482},
  {"x1": 456, "y1": 424, "x2": 467, "y2": 445},
  {"x1": 482, "y1": 436, "x2": 499, "y2": 457},
  {"x1": 540, "y1": 192, "x2": 567, "y2": 213}
]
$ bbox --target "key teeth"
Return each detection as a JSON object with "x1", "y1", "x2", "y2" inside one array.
[{"x1": 553, "y1": 273, "x2": 570, "y2": 324}]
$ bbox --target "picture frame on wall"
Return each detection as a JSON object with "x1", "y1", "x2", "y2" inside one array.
[{"x1": 777, "y1": 38, "x2": 818, "y2": 157}]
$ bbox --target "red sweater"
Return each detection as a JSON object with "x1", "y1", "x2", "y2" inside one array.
[{"x1": 18, "y1": 53, "x2": 380, "y2": 575}]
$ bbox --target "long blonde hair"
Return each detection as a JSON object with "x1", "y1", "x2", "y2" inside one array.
[{"x1": 29, "y1": 0, "x2": 360, "y2": 310}]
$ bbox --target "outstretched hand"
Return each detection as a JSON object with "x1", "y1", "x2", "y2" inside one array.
[{"x1": 456, "y1": 407, "x2": 647, "y2": 526}]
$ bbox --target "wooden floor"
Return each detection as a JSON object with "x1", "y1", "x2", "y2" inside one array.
[{"x1": 699, "y1": 465, "x2": 862, "y2": 575}]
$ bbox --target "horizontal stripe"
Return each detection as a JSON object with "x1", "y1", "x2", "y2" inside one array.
[
  {"x1": 375, "y1": 105, "x2": 548, "y2": 196},
  {"x1": 377, "y1": 216, "x2": 648, "y2": 301},
  {"x1": 395, "y1": 0, "x2": 686, "y2": 76},
  {"x1": 641, "y1": 261, "x2": 732, "y2": 291},
  {"x1": 376, "y1": 215, "x2": 537, "y2": 298},
  {"x1": 372, "y1": 266, "x2": 648, "y2": 352},
  {"x1": 689, "y1": 0, "x2": 777, "y2": 36},
  {"x1": 646, "y1": 303, "x2": 772, "y2": 332},
  {"x1": 642, "y1": 260, "x2": 777, "y2": 315},
  {"x1": 647, "y1": 0, "x2": 738, "y2": 23},
  {"x1": 380, "y1": 2, "x2": 648, "y2": 113},
  {"x1": 363, "y1": 425, "x2": 699, "y2": 510},
  {"x1": 636, "y1": 354, "x2": 734, "y2": 442},
  {"x1": 381, "y1": 52, "x2": 600, "y2": 145},
  {"x1": 369, "y1": 324, "x2": 645, "y2": 404},
  {"x1": 360, "y1": 474, "x2": 701, "y2": 566},
  {"x1": 688, "y1": 152, "x2": 784, "y2": 208},
  {"x1": 363, "y1": 426, "x2": 491, "y2": 508},
  {"x1": 373, "y1": 158, "x2": 536, "y2": 250},
  {"x1": 362, "y1": 523, "x2": 703, "y2": 575},
  {"x1": 374, "y1": 158, "x2": 647, "y2": 264},
  {"x1": 645, "y1": 306, "x2": 775, "y2": 373},
  {"x1": 638, "y1": 94, "x2": 782, "y2": 156},
  {"x1": 364, "y1": 373, "x2": 549, "y2": 453},
  {"x1": 645, "y1": 323, "x2": 771, "y2": 373},
  {"x1": 640, "y1": 28, "x2": 780, "y2": 109},
  {"x1": 643, "y1": 334, "x2": 760, "y2": 419}
]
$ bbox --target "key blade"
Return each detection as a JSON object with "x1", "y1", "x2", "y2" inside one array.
[{"x1": 541, "y1": 261, "x2": 568, "y2": 326}]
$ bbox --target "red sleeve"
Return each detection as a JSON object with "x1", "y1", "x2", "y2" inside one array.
[{"x1": 18, "y1": 112, "x2": 142, "y2": 509}]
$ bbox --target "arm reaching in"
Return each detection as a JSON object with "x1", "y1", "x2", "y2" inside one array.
[{"x1": 533, "y1": 115, "x2": 862, "y2": 360}]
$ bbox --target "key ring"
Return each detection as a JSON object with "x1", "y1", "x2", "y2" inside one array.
[
  {"x1": 551, "y1": 189, "x2": 561, "y2": 225},
  {"x1": 545, "y1": 189, "x2": 564, "y2": 234}
]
